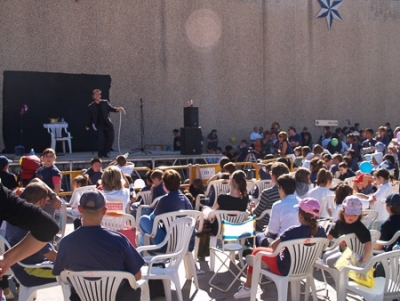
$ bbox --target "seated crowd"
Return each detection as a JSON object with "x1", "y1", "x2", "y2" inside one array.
[{"x1": 1, "y1": 119, "x2": 400, "y2": 300}]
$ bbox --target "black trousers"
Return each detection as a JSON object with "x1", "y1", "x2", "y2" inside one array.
[{"x1": 96, "y1": 125, "x2": 114, "y2": 156}]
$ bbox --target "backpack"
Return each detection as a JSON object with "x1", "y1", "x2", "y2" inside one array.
[{"x1": 19, "y1": 155, "x2": 40, "y2": 186}]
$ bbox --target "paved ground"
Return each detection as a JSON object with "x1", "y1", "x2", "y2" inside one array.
[
  {"x1": 5, "y1": 223, "x2": 349, "y2": 301},
  {"x1": 26, "y1": 262, "x2": 341, "y2": 301}
]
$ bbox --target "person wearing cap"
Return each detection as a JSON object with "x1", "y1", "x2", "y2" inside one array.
[
  {"x1": 234, "y1": 198, "x2": 326, "y2": 299},
  {"x1": 0, "y1": 156, "x2": 17, "y2": 190},
  {"x1": 131, "y1": 171, "x2": 152, "y2": 209},
  {"x1": 332, "y1": 183, "x2": 353, "y2": 220},
  {"x1": 375, "y1": 194, "x2": 400, "y2": 251},
  {"x1": 371, "y1": 151, "x2": 384, "y2": 169},
  {"x1": 352, "y1": 173, "x2": 376, "y2": 195},
  {"x1": 53, "y1": 190, "x2": 144, "y2": 301},
  {"x1": 323, "y1": 196, "x2": 371, "y2": 268}
]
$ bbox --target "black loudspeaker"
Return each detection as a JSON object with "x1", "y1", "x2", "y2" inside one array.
[
  {"x1": 180, "y1": 127, "x2": 203, "y2": 155},
  {"x1": 184, "y1": 107, "x2": 199, "y2": 127}
]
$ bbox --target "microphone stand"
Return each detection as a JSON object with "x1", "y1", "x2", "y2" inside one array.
[{"x1": 131, "y1": 98, "x2": 151, "y2": 155}]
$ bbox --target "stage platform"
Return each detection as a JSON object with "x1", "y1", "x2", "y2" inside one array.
[{"x1": 7, "y1": 149, "x2": 223, "y2": 171}]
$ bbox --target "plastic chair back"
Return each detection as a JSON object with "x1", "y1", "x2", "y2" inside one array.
[
  {"x1": 256, "y1": 180, "x2": 274, "y2": 193},
  {"x1": 338, "y1": 249, "x2": 400, "y2": 301},
  {"x1": 60, "y1": 270, "x2": 149, "y2": 301},
  {"x1": 221, "y1": 216, "x2": 256, "y2": 241},
  {"x1": 284, "y1": 237, "x2": 330, "y2": 277},
  {"x1": 361, "y1": 209, "x2": 379, "y2": 229},
  {"x1": 136, "y1": 190, "x2": 152, "y2": 206},
  {"x1": 102, "y1": 213, "x2": 136, "y2": 231}
]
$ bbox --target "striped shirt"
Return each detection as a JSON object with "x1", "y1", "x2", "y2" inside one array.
[{"x1": 254, "y1": 185, "x2": 280, "y2": 231}]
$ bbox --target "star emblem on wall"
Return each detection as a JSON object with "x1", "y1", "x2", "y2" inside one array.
[{"x1": 316, "y1": 0, "x2": 344, "y2": 29}]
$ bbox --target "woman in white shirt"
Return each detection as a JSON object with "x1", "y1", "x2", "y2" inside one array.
[{"x1": 101, "y1": 166, "x2": 132, "y2": 213}]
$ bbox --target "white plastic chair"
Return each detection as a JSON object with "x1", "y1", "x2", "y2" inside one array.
[
  {"x1": 60, "y1": 270, "x2": 149, "y2": 301},
  {"x1": 314, "y1": 230, "x2": 381, "y2": 294},
  {"x1": 208, "y1": 210, "x2": 249, "y2": 272},
  {"x1": 46, "y1": 125, "x2": 73, "y2": 154},
  {"x1": 361, "y1": 209, "x2": 379, "y2": 229},
  {"x1": 331, "y1": 178, "x2": 343, "y2": 186},
  {"x1": 136, "y1": 190, "x2": 152, "y2": 206},
  {"x1": 101, "y1": 213, "x2": 136, "y2": 230},
  {"x1": 0, "y1": 235, "x2": 70, "y2": 301},
  {"x1": 391, "y1": 180, "x2": 399, "y2": 194},
  {"x1": 54, "y1": 203, "x2": 68, "y2": 245},
  {"x1": 344, "y1": 176, "x2": 356, "y2": 188},
  {"x1": 255, "y1": 179, "x2": 274, "y2": 193},
  {"x1": 209, "y1": 216, "x2": 256, "y2": 292},
  {"x1": 317, "y1": 217, "x2": 334, "y2": 234},
  {"x1": 67, "y1": 185, "x2": 96, "y2": 219},
  {"x1": 338, "y1": 249, "x2": 400, "y2": 301},
  {"x1": 252, "y1": 179, "x2": 274, "y2": 205},
  {"x1": 374, "y1": 230, "x2": 400, "y2": 254},
  {"x1": 137, "y1": 217, "x2": 195, "y2": 301},
  {"x1": 194, "y1": 179, "x2": 230, "y2": 211},
  {"x1": 254, "y1": 208, "x2": 271, "y2": 233},
  {"x1": 143, "y1": 210, "x2": 203, "y2": 290},
  {"x1": 135, "y1": 195, "x2": 165, "y2": 241},
  {"x1": 250, "y1": 237, "x2": 330, "y2": 301}
]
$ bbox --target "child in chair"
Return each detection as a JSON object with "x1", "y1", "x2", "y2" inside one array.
[{"x1": 234, "y1": 198, "x2": 326, "y2": 299}]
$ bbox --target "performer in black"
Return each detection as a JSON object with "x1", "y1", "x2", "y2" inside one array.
[{"x1": 86, "y1": 89, "x2": 124, "y2": 158}]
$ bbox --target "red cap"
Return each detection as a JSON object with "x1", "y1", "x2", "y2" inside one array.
[{"x1": 353, "y1": 173, "x2": 373, "y2": 184}]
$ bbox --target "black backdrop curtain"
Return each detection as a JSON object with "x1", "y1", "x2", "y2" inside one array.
[{"x1": 3, "y1": 71, "x2": 111, "y2": 154}]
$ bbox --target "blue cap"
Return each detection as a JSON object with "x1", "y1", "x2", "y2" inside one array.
[
  {"x1": 386, "y1": 194, "x2": 400, "y2": 208},
  {"x1": 0, "y1": 156, "x2": 12, "y2": 169},
  {"x1": 79, "y1": 190, "x2": 106, "y2": 210}
]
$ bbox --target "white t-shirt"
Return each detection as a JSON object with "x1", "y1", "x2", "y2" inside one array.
[
  {"x1": 268, "y1": 194, "x2": 300, "y2": 236},
  {"x1": 371, "y1": 182, "x2": 392, "y2": 221},
  {"x1": 117, "y1": 164, "x2": 135, "y2": 176},
  {"x1": 103, "y1": 188, "x2": 131, "y2": 212},
  {"x1": 304, "y1": 186, "x2": 334, "y2": 217}
]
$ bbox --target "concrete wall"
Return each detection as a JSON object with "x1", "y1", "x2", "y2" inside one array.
[{"x1": 1, "y1": 0, "x2": 400, "y2": 151}]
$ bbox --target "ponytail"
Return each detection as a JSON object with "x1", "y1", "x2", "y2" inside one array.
[
  {"x1": 231, "y1": 170, "x2": 248, "y2": 199},
  {"x1": 299, "y1": 208, "x2": 318, "y2": 237}
]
